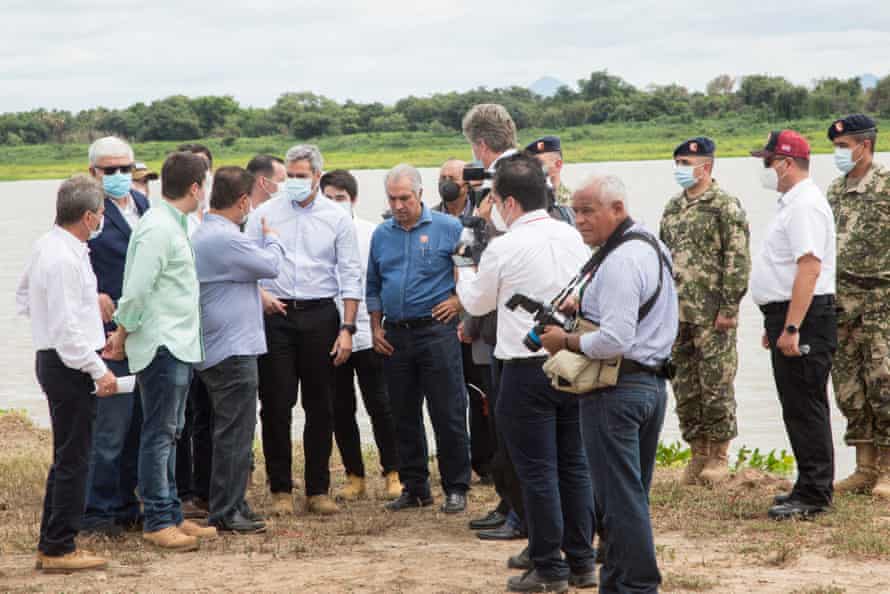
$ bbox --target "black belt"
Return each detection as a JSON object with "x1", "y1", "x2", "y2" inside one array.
[
  {"x1": 281, "y1": 298, "x2": 334, "y2": 311},
  {"x1": 759, "y1": 294, "x2": 835, "y2": 315},
  {"x1": 503, "y1": 356, "x2": 549, "y2": 367},
  {"x1": 384, "y1": 317, "x2": 437, "y2": 330},
  {"x1": 619, "y1": 359, "x2": 659, "y2": 377}
]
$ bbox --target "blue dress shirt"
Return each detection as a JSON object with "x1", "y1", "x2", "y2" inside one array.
[
  {"x1": 193, "y1": 213, "x2": 285, "y2": 371},
  {"x1": 366, "y1": 205, "x2": 462, "y2": 321}
]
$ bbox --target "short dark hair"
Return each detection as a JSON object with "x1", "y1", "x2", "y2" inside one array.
[
  {"x1": 210, "y1": 166, "x2": 254, "y2": 210},
  {"x1": 492, "y1": 153, "x2": 548, "y2": 212},
  {"x1": 177, "y1": 143, "x2": 213, "y2": 169},
  {"x1": 162, "y1": 152, "x2": 208, "y2": 201},
  {"x1": 246, "y1": 154, "x2": 284, "y2": 178},
  {"x1": 320, "y1": 169, "x2": 358, "y2": 200}
]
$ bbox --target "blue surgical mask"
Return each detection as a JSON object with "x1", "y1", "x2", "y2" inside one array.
[
  {"x1": 103, "y1": 172, "x2": 131, "y2": 198},
  {"x1": 673, "y1": 165, "x2": 698, "y2": 189},
  {"x1": 834, "y1": 147, "x2": 859, "y2": 174},
  {"x1": 286, "y1": 177, "x2": 313, "y2": 205}
]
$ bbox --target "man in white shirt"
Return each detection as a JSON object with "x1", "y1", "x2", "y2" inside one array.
[
  {"x1": 456, "y1": 154, "x2": 595, "y2": 593},
  {"x1": 16, "y1": 175, "x2": 117, "y2": 573},
  {"x1": 750, "y1": 130, "x2": 838, "y2": 520},
  {"x1": 321, "y1": 169, "x2": 401, "y2": 501}
]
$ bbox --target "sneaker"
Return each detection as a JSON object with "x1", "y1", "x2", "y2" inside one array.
[
  {"x1": 506, "y1": 569, "x2": 569, "y2": 593},
  {"x1": 384, "y1": 491, "x2": 433, "y2": 511},
  {"x1": 38, "y1": 550, "x2": 108, "y2": 573},
  {"x1": 143, "y1": 526, "x2": 199, "y2": 551},
  {"x1": 177, "y1": 519, "x2": 218, "y2": 538},
  {"x1": 306, "y1": 494, "x2": 340, "y2": 515},
  {"x1": 440, "y1": 492, "x2": 467, "y2": 514}
]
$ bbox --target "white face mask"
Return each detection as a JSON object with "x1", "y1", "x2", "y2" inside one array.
[
  {"x1": 760, "y1": 166, "x2": 779, "y2": 192},
  {"x1": 335, "y1": 199, "x2": 353, "y2": 216},
  {"x1": 491, "y1": 201, "x2": 509, "y2": 232},
  {"x1": 202, "y1": 172, "x2": 212, "y2": 211}
]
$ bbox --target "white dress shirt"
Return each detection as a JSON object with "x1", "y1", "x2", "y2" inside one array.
[
  {"x1": 16, "y1": 226, "x2": 108, "y2": 380},
  {"x1": 247, "y1": 193, "x2": 363, "y2": 301},
  {"x1": 337, "y1": 216, "x2": 376, "y2": 352},
  {"x1": 751, "y1": 178, "x2": 836, "y2": 306},
  {"x1": 457, "y1": 209, "x2": 590, "y2": 360},
  {"x1": 110, "y1": 193, "x2": 140, "y2": 229}
]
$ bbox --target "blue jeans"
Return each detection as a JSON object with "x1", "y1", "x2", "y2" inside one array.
[
  {"x1": 137, "y1": 347, "x2": 192, "y2": 532},
  {"x1": 581, "y1": 373, "x2": 667, "y2": 594},
  {"x1": 498, "y1": 361, "x2": 594, "y2": 581},
  {"x1": 382, "y1": 320, "x2": 471, "y2": 496},
  {"x1": 82, "y1": 358, "x2": 142, "y2": 529}
]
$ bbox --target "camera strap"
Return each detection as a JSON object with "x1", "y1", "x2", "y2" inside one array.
[{"x1": 577, "y1": 218, "x2": 673, "y2": 323}]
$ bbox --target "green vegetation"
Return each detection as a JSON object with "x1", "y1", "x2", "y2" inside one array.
[
  {"x1": 656, "y1": 440, "x2": 796, "y2": 475},
  {"x1": 3, "y1": 116, "x2": 888, "y2": 181}
]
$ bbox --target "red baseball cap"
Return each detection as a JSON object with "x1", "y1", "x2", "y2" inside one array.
[{"x1": 750, "y1": 130, "x2": 810, "y2": 160}]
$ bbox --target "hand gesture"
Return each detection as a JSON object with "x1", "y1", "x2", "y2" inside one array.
[
  {"x1": 95, "y1": 371, "x2": 118, "y2": 397},
  {"x1": 373, "y1": 326, "x2": 394, "y2": 357},
  {"x1": 432, "y1": 295, "x2": 462, "y2": 324},
  {"x1": 330, "y1": 329, "x2": 353, "y2": 367}
]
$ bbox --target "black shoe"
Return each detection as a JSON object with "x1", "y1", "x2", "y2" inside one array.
[
  {"x1": 507, "y1": 546, "x2": 531, "y2": 570},
  {"x1": 768, "y1": 499, "x2": 828, "y2": 520},
  {"x1": 506, "y1": 569, "x2": 568, "y2": 593},
  {"x1": 470, "y1": 509, "x2": 506, "y2": 530},
  {"x1": 384, "y1": 492, "x2": 433, "y2": 511},
  {"x1": 211, "y1": 510, "x2": 267, "y2": 534},
  {"x1": 568, "y1": 569, "x2": 597, "y2": 589},
  {"x1": 478, "y1": 523, "x2": 525, "y2": 541},
  {"x1": 239, "y1": 501, "x2": 264, "y2": 522},
  {"x1": 441, "y1": 492, "x2": 467, "y2": 514},
  {"x1": 773, "y1": 492, "x2": 792, "y2": 506},
  {"x1": 81, "y1": 522, "x2": 124, "y2": 538}
]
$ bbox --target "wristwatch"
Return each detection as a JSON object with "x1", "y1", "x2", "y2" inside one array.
[
  {"x1": 341, "y1": 324, "x2": 357, "y2": 335},
  {"x1": 785, "y1": 324, "x2": 799, "y2": 335}
]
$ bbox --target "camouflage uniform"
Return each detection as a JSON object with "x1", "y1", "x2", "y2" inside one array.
[
  {"x1": 555, "y1": 182, "x2": 572, "y2": 206},
  {"x1": 659, "y1": 180, "x2": 751, "y2": 442},
  {"x1": 827, "y1": 163, "x2": 890, "y2": 447}
]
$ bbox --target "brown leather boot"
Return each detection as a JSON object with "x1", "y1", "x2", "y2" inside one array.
[
  {"x1": 336, "y1": 474, "x2": 367, "y2": 501},
  {"x1": 143, "y1": 526, "x2": 199, "y2": 551},
  {"x1": 384, "y1": 471, "x2": 403, "y2": 500},
  {"x1": 681, "y1": 438, "x2": 709, "y2": 486},
  {"x1": 178, "y1": 519, "x2": 218, "y2": 539},
  {"x1": 271, "y1": 492, "x2": 294, "y2": 516},
  {"x1": 871, "y1": 447, "x2": 890, "y2": 499},
  {"x1": 699, "y1": 440, "x2": 731, "y2": 485},
  {"x1": 306, "y1": 494, "x2": 340, "y2": 515},
  {"x1": 835, "y1": 444, "x2": 879, "y2": 494},
  {"x1": 38, "y1": 550, "x2": 108, "y2": 573}
]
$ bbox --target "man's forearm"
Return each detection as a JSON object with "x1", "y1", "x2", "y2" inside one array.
[
  {"x1": 342, "y1": 299, "x2": 358, "y2": 326},
  {"x1": 786, "y1": 258, "x2": 821, "y2": 327},
  {"x1": 370, "y1": 311, "x2": 384, "y2": 332}
]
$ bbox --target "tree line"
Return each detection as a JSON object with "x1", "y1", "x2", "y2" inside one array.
[{"x1": 2, "y1": 71, "x2": 890, "y2": 146}]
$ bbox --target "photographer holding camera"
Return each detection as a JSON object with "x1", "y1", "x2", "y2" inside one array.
[
  {"x1": 456, "y1": 153, "x2": 595, "y2": 593},
  {"x1": 538, "y1": 176, "x2": 678, "y2": 594}
]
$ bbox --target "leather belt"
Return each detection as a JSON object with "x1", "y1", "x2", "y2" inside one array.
[
  {"x1": 759, "y1": 294, "x2": 835, "y2": 315},
  {"x1": 281, "y1": 298, "x2": 334, "y2": 311},
  {"x1": 384, "y1": 317, "x2": 437, "y2": 330}
]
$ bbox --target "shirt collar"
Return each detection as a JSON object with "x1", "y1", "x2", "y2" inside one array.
[
  {"x1": 778, "y1": 178, "x2": 814, "y2": 208},
  {"x1": 844, "y1": 162, "x2": 886, "y2": 194},
  {"x1": 203, "y1": 212, "x2": 239, "y2": 228},
  {"x1": 52, "y1": 224, "x2": 88, "y2": 257},
  {"x1": 388, "y1": 204, "x2": 432, "y2": 231},
  {"x1": 160, "y1": 198, "x2": 190, "y2": 232},
  {"x1": 509, "y1": 209, "x2": 550, "y2": 229},
  {"x1": 488, "y1": 148, "x2": 519, "y2": 172},
  {"x1": 682, "y1": 179, "x2": 720, "y2": 205}
]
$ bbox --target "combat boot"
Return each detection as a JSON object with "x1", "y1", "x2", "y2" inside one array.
[
  {"x1": 699, "y1": 439, "x2": 731, "y2": 485},
  {"x1": 835, "y1": 444, "x2": 878, "y2": 494},
  {"x1": 271, "y1": 492, "x2": 294, "y2": 515},
  {"x1": 336, "y1": 474, "x2": 367, "y2": 501},
  {"x1": 871, "y1": 447, "x2": 890, "y2": 499},
  {"x1": 306, "y1": 494, "x2": 340, "y2": 515},
  {"x1": 384, "y1": 471, "x2": 403, "y2": 500},
  {"x1": 681, "y1": 438, "x2": 709, "y2": 485}
]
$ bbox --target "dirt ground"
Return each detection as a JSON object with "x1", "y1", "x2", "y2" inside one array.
[{"x1": 2, "y1": 412, "x2": 890, "y2": 593}]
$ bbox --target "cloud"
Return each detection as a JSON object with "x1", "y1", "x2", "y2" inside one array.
[{"x1": 0, "y1": 0, "x2": 888, "y2": 113}]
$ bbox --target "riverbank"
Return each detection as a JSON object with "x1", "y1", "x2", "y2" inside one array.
[
  {"x1": 2, "y1": 117, "x2": 886, "y2": 181},
  {"x1": 1, "y1": 411, "x2": 889, "y2": 593}
]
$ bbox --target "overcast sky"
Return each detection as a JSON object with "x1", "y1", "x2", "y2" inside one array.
[{"x1": 1, "y1": 0, "x2": 889, "y2": 114}]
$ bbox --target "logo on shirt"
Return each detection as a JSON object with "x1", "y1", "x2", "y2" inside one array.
[{"x1": 419, "y1": 235, "x2": 429, "y2": 244}]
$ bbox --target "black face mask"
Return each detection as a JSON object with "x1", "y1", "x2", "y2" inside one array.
[{"x1": 438, "y1": 180, "x2": 462, "y2": 203}]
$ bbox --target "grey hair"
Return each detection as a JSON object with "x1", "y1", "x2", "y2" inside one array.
[
  {"x1": 580, "y1": 175, "x2": 630, "y2": 210},
  {"x1": 285, "y1": 144, "x2": 324, "y2": 172},
  {"x1": 384, "y1": 163, "x2": 423, "y2": 195},
  {"x1": 55, "y1": 175, "x2": 103, "y2": 226},
  {"x1": 461, "y1": 103, "x2": 518, "y2": 153},
  {"x1": 88, "y1": 136, "x2": 133, "y2": 165}
]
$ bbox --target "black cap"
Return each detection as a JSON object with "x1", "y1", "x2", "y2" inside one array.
[
  {"x1": 828, "y1": 114, "x2": 877, "y2": 140},
  {"x1": 673, "y1": 136, "x2": 715, "y2": 158},
  {"x1": 524, "y1": 135, "x2": 562, "y2": 155}
]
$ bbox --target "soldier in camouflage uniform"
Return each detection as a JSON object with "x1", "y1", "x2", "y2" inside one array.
[
  {"x1": 659, "y1": 137, "x2": 751, "y2": 486},
  {"x1": 826, "y1": 114, "x2": 890, "y2": 497},
  {"x1": 524, "y1": 135, "x2": 573, "y2": 205}
]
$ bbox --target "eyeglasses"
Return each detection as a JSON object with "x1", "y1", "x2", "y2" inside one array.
[{"x1": 99, "y1": 164, "x2": 134, "y2": 175}]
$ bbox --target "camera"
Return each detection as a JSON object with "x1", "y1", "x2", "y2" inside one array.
[
  {"x1": 452, "y1": 215, "x2": 489, "y2": 267},
  {"x1": 506, "y1": 294, "x2": 573, "y2": 351},
  {"x1": 462, "y1": 167, "x2": 492, "y2": 182}
]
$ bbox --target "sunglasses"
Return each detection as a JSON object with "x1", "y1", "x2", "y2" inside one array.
[{"x1": 99, "y1": 164, "x2": 134, "y2": 175}]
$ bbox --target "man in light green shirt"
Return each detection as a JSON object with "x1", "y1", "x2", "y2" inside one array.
[{"x1": 105, "y1": 151, "x2": 214, "y2": 551}]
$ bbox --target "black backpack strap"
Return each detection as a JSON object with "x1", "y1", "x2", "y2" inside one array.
[{"x1": 620, "y1": 231, "x2": 672, "y2": 322}]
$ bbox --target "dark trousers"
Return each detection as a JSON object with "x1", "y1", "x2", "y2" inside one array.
[
  {"x1": 83, "y1": 357, "x2": 142, "y2": 529},
  {"x1": 333, "y1": 348, "x2": 399, "y2": 477},
  {"x1": 197, "y1": 355, "x2": 258, "y2": 524},
  {"x1": 762, "y1": 297, "x2": 837, "y2": 507},
  {"x1": 497, "y1": 361, "x2": 594, "y2": 580},
  {"x1": 490, "y1": 356, "x2": 526, "y2": 522},
  {"x1": 462, "y1": 342, "x2": 495, "y2": 477},
  {"x1": 35, "y1": 350, "x2": 96, "y2": 557},
  {"x1": 383, "y1": 319, "x2": 471, "y2": 496},
  {"x1": 175, "y1": 374, "x2": 212, "y2": 502},
  {"x1": 582, "y1": 373, "x2": 667, "y2": 594},
  {"x1": 258, "y1": 300, "x2": 339, "y2": 496}
]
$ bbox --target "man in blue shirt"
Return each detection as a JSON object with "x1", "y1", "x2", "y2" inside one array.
[
  {"x1": 193, "y1": 166, "x2": 284, "y2": 533},
  {"x1": 367, "y1": 164, "x2": 471, "y2": 513}
]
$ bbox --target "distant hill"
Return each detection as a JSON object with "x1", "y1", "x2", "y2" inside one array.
[
  {"x1": 860, "y1": 74, "x2": 879, "y2": 90},
  {"x1": 529, "y1": 76, "x2": 569, "y2": 98}
]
